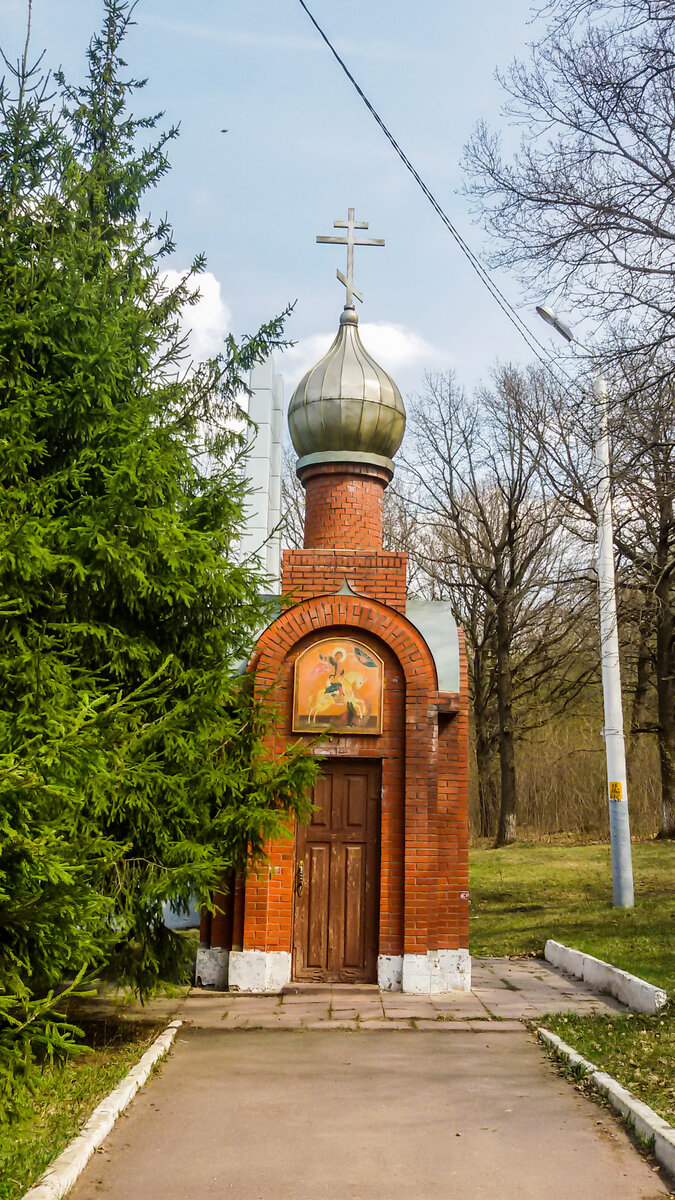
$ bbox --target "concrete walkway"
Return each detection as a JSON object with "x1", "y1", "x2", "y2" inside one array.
[
  {"x1": 62, "y1": 959, "x2": 675, "y2": 1199},
  {"x1": 69, "y1": 1027, "x2": 671, "y2": 1200}
]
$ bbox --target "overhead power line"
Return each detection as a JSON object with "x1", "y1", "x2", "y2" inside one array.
[{"x1": 295, "y1": 0, "x2": 577, "y2": 389}]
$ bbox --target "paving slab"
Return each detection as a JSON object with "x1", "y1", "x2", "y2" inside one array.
[
  {"x1": 380, "y1": 1002, "x2": 438, "y2": 1020},
  {"x1": 471, "y1": 957, "x2": 622, "y2": 1018},
  {"x1": 65, "y1": 956, "x2": 625, "y2": 1032},
  {"x1": 173, "y1": 954, "x2": 624, "y2": 1029},
  {"x1": 330, "y1": 1003, "x2": 383, "y2": 1014},
  {"x1": 302, "y1": 1020, "x2": 360, "y2": 1030},
  {"x1": 68, "y1": 1028, "x2": 672, "y2": 1200}
]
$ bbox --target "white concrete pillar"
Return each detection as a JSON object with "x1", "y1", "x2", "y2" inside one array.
[{"x1": 239, "y1": 356, "x2": 283, "y2": 591}]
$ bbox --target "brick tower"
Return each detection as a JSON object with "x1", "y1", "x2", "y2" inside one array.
[{"x1": 196, "y1": 213, "x2": 470, "y2": 994}]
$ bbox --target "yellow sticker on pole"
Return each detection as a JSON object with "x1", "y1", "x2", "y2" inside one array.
[{"x1": 609, "y1": 781, "x2": 623, "y2": 800}]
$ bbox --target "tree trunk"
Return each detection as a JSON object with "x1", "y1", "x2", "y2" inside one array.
[
  {"x1": 627, "y1": 616, "x2": 653, "y2": 806},
  {"x1": 629, "y1": 624, "x2": 652, "y2": 744},
  {"x1": 655, "y1": 567, "x2": 675, "y2": 837},
  {"x1": 473, "y1": 645, "x2": 497, "y2": 839},
  {"x1": 494, "y1": 598, "x2": 517, "y2": 847},
  {"x1": 476, "y1": 724, "x2": 497, "y2": 839}
]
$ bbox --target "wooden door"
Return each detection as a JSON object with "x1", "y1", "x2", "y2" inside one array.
[{"x1": 293, "y1": 760, "x2": 380, "y2": 983}]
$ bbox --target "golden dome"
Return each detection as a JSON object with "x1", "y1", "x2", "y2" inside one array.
[{"x1": 288, "y1": 306, "x2": 406, "y2": 470}]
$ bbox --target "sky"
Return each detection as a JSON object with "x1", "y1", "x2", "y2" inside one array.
[{"x1": 1, "y1": 0, "x2": 558, "y2": 409}]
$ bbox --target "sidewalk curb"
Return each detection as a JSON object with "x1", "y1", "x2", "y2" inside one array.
[
  {"x1": 537, "y1": 1026, "x2": 675, "y2": 1181},
  {"x1": 21, "y1": 1019, "x2": 182, "y2": 1200},
  {"x1": 544, "y1": 939, "x2": 667, "y2": 1014}
]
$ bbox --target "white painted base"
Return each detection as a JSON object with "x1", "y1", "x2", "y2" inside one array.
[
  {"x1": 401, "y1": 949, "x2": 471, "y2": 994},
  {"x1": 228, "y1": 950, "x2": 292, "y2": 993},
  {"x1": 194, "y1": 947, "x2": 229, "y2": 989},
  {"x1": 544, "y1": 939, "x2": 667, "y2": 1015},
  {"x1": 378, "y1": 954, "x2": 403, "y2": 991}
]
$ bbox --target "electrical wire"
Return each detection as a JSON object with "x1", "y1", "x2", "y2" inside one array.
[{"x1": 295, "y1": 0, "x2": 578, "y2": 391}]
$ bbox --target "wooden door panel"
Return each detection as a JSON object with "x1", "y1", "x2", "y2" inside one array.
[
  {"x1": 307, "y1": 845, "x2": 330, "y2": 968},
  {"x1": 345, "y1": 773, "x2": 367, "y2": 830},
  {"x1": 293, "y1": 760, "x2": 380, "y2": 983},
  {"x1": 342, "y1": 844, "x2": 366, "y2": 968},
  {"x1": 327, "y1": 835, "x2": 345, "y2": 976},
  {"x1": 311, "y1": 774, "x2": 331, "y2": 827}
]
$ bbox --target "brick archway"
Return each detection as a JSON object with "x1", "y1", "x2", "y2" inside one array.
[
  {"x1": 251, "y1": 592, "x2": 438, "y2": 701},
  {"x1": 233, "y1": 592, "x2": 466, "y2": 990}
]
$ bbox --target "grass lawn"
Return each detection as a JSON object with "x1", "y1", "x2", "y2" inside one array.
[
  {"x1": 542, "y1": 1008, "x2": 675, "y2": 1126},
  {"x1": 469, "y1": 840, "x2": 675, "y2": 990},
  {"x1": 0, "y1": 1019, "x2": 162, "y2": 1200},
  {"x1": 469, "y1": 840, "x2": 675, "y2": 1125}
]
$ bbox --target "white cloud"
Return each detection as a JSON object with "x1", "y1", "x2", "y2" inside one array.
[
  {"x1": 359, "y1": 322, "x2": 446, "y2": 373},
  {"x1": 161, "y1": 270, "x2": 232, "y2": 363},
  {"x1": 278, "y1": 321, "x2": 448, "y2": 398},
  {"x1": 280, "y1": 332, "x2": 334, "y2": 388}
]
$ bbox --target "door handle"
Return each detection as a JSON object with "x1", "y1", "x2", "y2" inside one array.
[{"x1": 296, "y1": 862, "x2": 304, "y2": 895}]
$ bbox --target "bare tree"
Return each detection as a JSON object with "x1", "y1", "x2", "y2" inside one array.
[
  {"x1": 393, "y1": 502, "x2": 501, "y2": 837},
  {"x1": 514, "y1": 357, "x2": 675, "y2": 836},
  {"x1": 463, "y1": 0, "x2": 675, "y2": 832},
  {"x1": 280, "y1": 444, "x2": 305, "y2": 550},
  {"x1": 540, "y1": 1, "x2": 675, "y2": 36},
  {"x1": 382, "y1": 480, "x2": 437, "y2": 595},
  {"x1": 402, "y1": 368, "x2": 593, "y2": 845},
  {"x1": 612, "y1": 375, "x2": 675, "y2": 835},
  {"x1": 464, "y1": 2, "x2": 675, "y2": 382}
]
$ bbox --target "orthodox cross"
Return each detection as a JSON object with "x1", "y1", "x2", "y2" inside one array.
[{"x1": 316, "y1": 208, "x2": 384, "y2": 307}]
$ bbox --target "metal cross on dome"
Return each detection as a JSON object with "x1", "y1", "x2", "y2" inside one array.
[{"x1": 316, "y1": 207, "x2": 384, "y2": 307}]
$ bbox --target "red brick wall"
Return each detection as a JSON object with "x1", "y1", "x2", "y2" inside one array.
[
  {"x1": 247, "y1": 627, "x2": 406, "y2": 957},
  {"x1": 300, "y1": 461, "x2": 391, "y2": 552},
  {"x1": 243, "y1": 594, "x2": 471, "y2": 961},
  {"x1": 282, "y1": 549, "x2": 407, "y2": 613},
  {"x1": 434, "y1": 626, "x2": 470, "y2": 950}
]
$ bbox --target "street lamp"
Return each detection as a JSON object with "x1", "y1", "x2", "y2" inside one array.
[{"x1": 537, "y1": 304, "x2": 634, "y2": 908}]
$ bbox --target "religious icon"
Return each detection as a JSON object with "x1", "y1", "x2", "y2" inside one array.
[{"x1": 293, "y1": 638, "x2": 384, "y2": 734}]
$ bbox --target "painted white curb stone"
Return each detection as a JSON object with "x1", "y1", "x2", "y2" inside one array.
[
  {"x1": 22, "y1": 1019, "x2": 182, "y2": 1200},
  {"x1": 544, "y1": 939, "x2": 667, "y2": 1015},
  {"x1": 538, "y1": 1027, "x2": 675, "y2": 1180}
]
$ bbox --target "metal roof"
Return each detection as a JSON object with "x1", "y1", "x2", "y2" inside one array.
[{"x1": 405, "y1": 600, "x2": 460, "y2": 694}]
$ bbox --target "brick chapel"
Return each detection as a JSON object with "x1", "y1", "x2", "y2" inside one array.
[{"x1": 196, "y1": 214, "x2": 470, "y2": 994}]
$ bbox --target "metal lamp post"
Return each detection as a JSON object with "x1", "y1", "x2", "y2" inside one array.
[{"x1": 536, "y1": 305, "x2": 634, "y2": 908}]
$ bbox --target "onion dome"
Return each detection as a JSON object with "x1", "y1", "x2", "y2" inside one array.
[{"x1": 288, "y1": 305, "x2": 406, "y2": 472}]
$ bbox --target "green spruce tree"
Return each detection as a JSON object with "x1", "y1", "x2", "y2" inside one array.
[{"x1": 0, "y1": 0, "x2": 315, "y2": 1108}]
